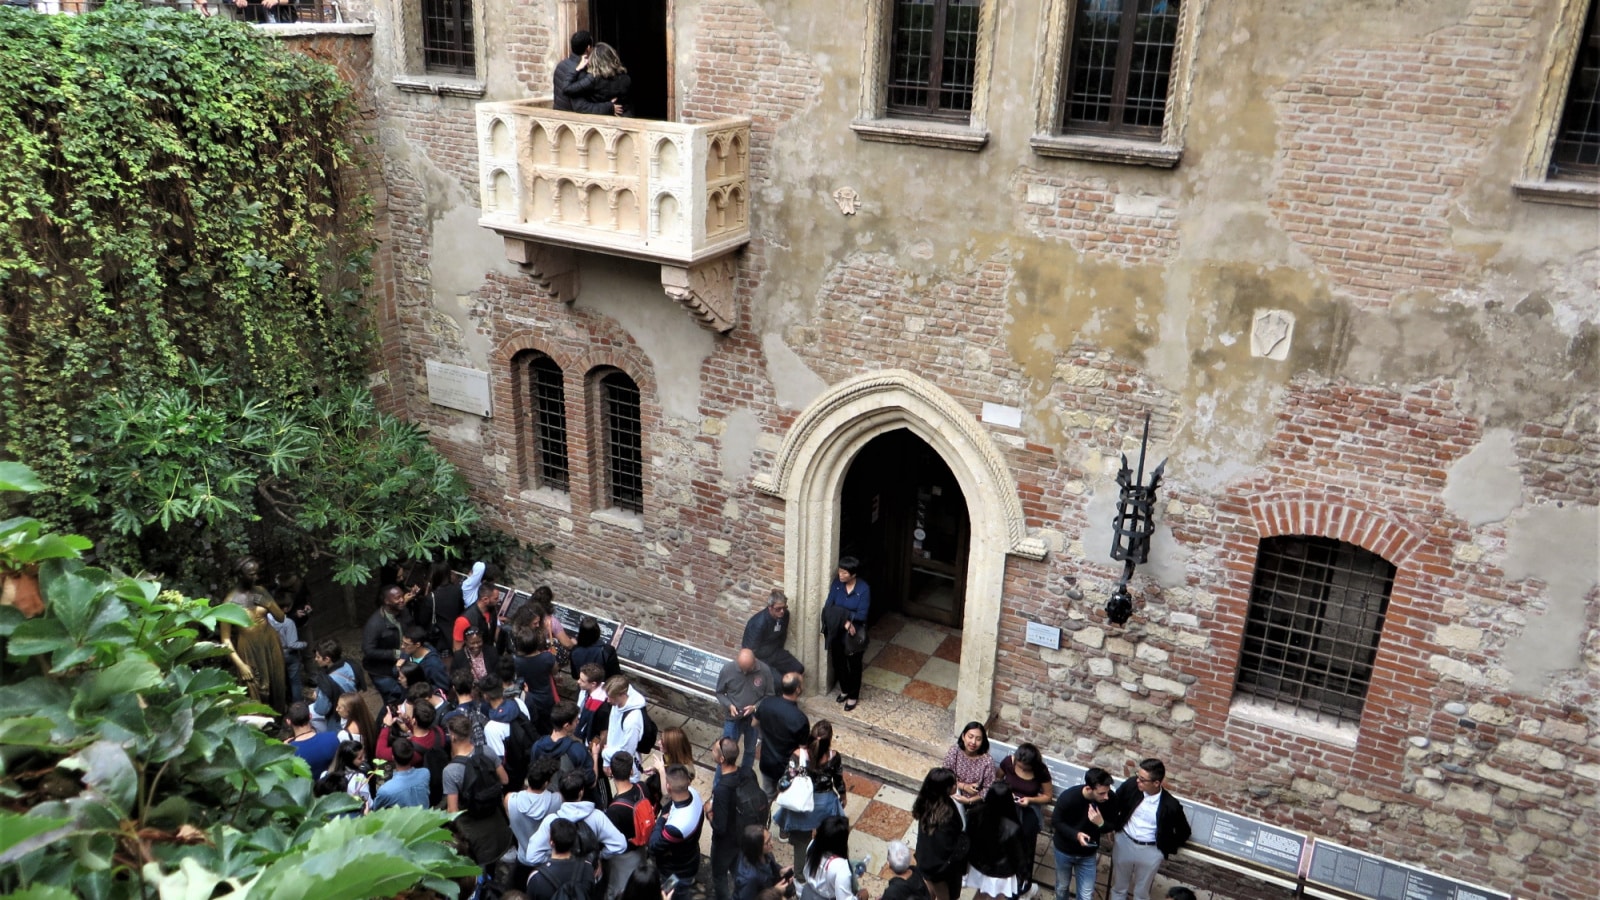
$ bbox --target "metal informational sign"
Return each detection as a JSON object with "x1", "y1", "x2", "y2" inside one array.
[
  {"x1": 615, "y1": 627, "x2": 725, "y2": 692},
  {"x1": 1307, "y1": 840, "x2": 1511, "y2": 900},
  {"x1": 1185, "y1": 803, "x2": 1306, "y2": 874},
  {"x1": 550, "y1": 602, "x2": 622, "y2": 648}
]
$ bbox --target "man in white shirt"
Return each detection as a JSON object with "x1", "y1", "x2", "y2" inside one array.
[
  {"x1": 600, "y1": 675, "x2": 648, "y2": 781},
  {"x1": 1105, "y1": 758, "x2": 1191, "y2": 900}
]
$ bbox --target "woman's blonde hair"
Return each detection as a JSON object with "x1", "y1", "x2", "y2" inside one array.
[{"x1": 589, "y1": 43, "x2": 626, "y2": 79}]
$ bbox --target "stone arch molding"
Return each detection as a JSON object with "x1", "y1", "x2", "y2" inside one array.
[{"x1": 753, "y1": 369, "x2": 1047, "y2": 728}]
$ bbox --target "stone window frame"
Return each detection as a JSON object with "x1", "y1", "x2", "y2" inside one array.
[
  {"x1": 1515, "y1": 0, "x2": 1600, "y2": 207},
  {"x1": 1028, "y1": 0, "x2": 1208, "y2": 168},
  {"x1": 851, "y1": 0, "x2": 998, "y2": 152},
  {"x1": 390, "y1": 0, "x2": 488, "y2": 97}
]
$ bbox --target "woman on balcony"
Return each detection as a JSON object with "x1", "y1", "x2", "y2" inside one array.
[{"x1": 565, "y1": 42, "x2": 633, "y2": 117}]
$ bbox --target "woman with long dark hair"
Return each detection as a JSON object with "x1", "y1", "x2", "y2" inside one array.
[
  {"x1": 569, "y1": 615, "x2": 620, "y2": 679},
  {"x1": 735, "y1": 825, "x2": 794, "y2": 900},
  {"x1": 773, "y1": 720, "x2": 848, "y2": 870},
  {"x1": 963, "y1": 782, "x2": 1027, "y2": 900},
  {"x1": 998, "y1": 742, "x2": 1053, "y2": 898},
  {"x1": 801, "y1": 815, "x2": 864, "y2": 900},
  {"x1": 511, "y1": 624, "x2": 559, "y2": 734},
  {"x1": 912, "y1": 768, "x2": 966, "y2": 900}
]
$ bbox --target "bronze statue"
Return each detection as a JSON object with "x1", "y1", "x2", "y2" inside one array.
[{"x1": 218, "y1": 556, "x2": 289, "y2": 713}]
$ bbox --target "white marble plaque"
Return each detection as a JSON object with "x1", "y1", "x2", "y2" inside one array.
[
  {"x1": 426, "y1": 360, "x2": 493, "y2": 417},
  {"x1": 982, "y1": 402, "x2": 1022, "y2": 429},
  {"x1": 1025, "y1": 621, "x2": 1061, "y2": 649}
]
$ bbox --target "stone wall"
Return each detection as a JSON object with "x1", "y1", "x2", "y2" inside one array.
[{"x1": 353, "y1": 0, "x2": 1599, "y2": 896}]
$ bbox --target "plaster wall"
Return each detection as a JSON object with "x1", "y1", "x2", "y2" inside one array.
[{"x1": 350, "y1": 0, "x2": 1599, "y2": 895}]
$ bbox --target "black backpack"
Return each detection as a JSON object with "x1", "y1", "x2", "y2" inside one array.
[
  {"x1": 457, "y1": 752, "x2": 504, "y2": 817},
  {"x1": 530, "y1": 866, "x2": 591, "y2": 900},
  {"x1": 631, "y1": 707, "x2": 659, "y2": 755},
  {"x1": 733, "y1": 769, "x2": 772, "y2": 831},
  {"x1": 501, "y1": 710, "x2": 540, "y2": 791}
]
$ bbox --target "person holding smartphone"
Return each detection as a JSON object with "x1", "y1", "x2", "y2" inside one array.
[
  {"x1": 1051, "y1": 768, "x2": 1116, "y2": 900},
  {"x1": 734, "y1": 825, "x2": 793, "y2": 900}
]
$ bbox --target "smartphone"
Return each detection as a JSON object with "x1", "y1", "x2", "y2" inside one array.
[{"x1": 662, "y1": 874, "x2": 682, "y2": 895}]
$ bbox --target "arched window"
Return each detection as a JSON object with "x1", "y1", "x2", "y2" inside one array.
[
  {"x1": 598, "y1": 370, "x2": 643, "y2": 513},
  {"x1": 1234, "y1": 536, "x2": 1396, "y2": 726},
  {"x1": 517, "y1": 352, "x2": 569, "y2": 491}
]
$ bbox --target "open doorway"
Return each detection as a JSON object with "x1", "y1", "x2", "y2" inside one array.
[
  {"x1": 839, "y1": 429, "x2": 971, "y2": 628},
  {"x1": 588, "y1": 0, "x2": 670, "y2": 120}
]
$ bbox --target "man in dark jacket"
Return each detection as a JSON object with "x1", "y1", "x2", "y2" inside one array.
[
  {"x1": 551, "y1": 31, "x2": 594, "y2": 111},
  {"x1": 754, "y1": 672, "x2": 809, "y2": 796},
  {"x1": 882, "y1": 840, "x2": 929, "y2": 900},
  {"x1": 709, "y1": 738, "x2": 743, "y2": 900},
  {"x1": 1052, "y1": 767, "x2": 1115, "y2": 900},
  {"x1": 1104, "y1": 758, "x2": 1191, "y2": 900},
  {"x1": 361, "y1": 584, "x2": 411, "y2": 705},
  {"x1": 741, "y1": 589, "x2": 804, "y2": 675}
]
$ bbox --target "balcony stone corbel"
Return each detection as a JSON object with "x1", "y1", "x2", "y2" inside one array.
[
  {"x1": 503, "y1": 237, "x2": 580, "y2": 305},
  {"x1": 660, "y1": 256, "x2": 738, "y2": 333}
]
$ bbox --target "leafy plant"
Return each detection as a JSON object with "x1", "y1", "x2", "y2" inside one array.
[
  {"x1": 0, "y1": 464, "x2": 478, "y2": 897},
  {"x1": 70, "y1": 367, "x2": 479, "y2": 591},
  {"x1": 0, "y1": 4, "x2": 371, "y2": 524}
]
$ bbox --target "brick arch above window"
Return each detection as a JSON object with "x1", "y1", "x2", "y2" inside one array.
[{"x1": 1245, "y1": 493, "x2": 1425, "y2": 566}]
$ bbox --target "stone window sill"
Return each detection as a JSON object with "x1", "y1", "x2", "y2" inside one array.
[
  {"x1": 1512, "y1": 178, "x2": 1600, "y2": 208},
  {"x1": 590, "y1": 508, "x2": 644, "y2": 533},
  {"x1": 255, "y1": 23, "x2": 376, "y2": 37},
  {"x1": 392, "y1": 75, "x2": 486, "y2": 99},
  {"x1": 516, "y1": 487, "x2": 572, "y2": 514},
  {"x1": 851, "y1": 118, "x2": 989, "y2": 152},
  {"x1": 1030, "y1": 133, "x2": 1181, "y2": 169},
  {"x1": 1227, "y1": 696, "x2": 1359, "y2": 749}
]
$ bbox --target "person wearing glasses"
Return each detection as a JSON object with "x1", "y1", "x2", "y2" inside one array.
[
  {"x1": 1103, "y1": 758, "x2": 1191, "y2": 900},
  {"x1": 741, "y1": 589, "x2": 804, "y2": 676}
]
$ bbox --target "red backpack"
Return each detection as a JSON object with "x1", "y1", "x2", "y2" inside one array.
[{"x1": 608, "y1": 792, "x2": 657, "y2": 848}]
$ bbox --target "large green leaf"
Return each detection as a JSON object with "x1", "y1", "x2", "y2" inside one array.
[
  {"x1": 60, "y1": 741, "x2": 138, "y2": 815},
  {"x1": 0, "y1": 810, "x2": 75, "y2": 865},
  {"x1": 0, "y1": 462, "x2": 46, "y2": 493}
]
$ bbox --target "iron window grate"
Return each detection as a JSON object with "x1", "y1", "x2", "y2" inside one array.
[
  {"x1": 1236, "y1": 536, "x2": 1396, "y2": 727},
  {"x1": 421, "y1": 0, "x2": 474, "y2": 75},
  {"x1": 601, "y1": 372, "x2": 643, "y2": 514},
  {"x1": 888, "y1": 0, "x2": 980, "y2": 120},
  {"x1": 1552, "y1": 0, "x2": 1600, "y2": 179},
  {"x1": 1063, "y1": 0, "x2": 1181, "y2": 139},
  {"x1": 529, "y1": 355, "x2": 569, "y2": 491}
]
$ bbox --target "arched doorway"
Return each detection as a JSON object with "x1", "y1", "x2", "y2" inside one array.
[
  {"x1": 840, "y1": 429, "x2": 971, "y2": 629},
  {"x1": 752, "y1": 370, "x2": 1047, "y2": 729}
]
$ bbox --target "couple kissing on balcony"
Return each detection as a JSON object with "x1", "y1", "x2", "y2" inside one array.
[{"x1": 553, "y1": 30, "x2": 633, "y2": 118}]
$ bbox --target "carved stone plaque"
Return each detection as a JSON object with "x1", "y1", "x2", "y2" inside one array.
[
  {"x1": 426, "y1": 360, "x2": 493, "y2": 417},
  {"x1": 832, "y1": 186, "x2": 860, "y2": 215},
  {"x1": 1250, "y1": 309, "x2": 1295, "y2": 360}
]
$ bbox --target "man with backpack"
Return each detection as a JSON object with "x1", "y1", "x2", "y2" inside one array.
[
  {"x1": 482, "y1": 673, "x2": 539, "y2": 792},
  {"x1": 526, "y1": 818, "x2": 597, "y2": 900},
  {"x1": 600, "y1": 675, "x2": 655, "y2": 782},
  {"x1": 442, "y1": 715, "x2": 514, "y2": 867},
  {"x1": 709, "y1": 736, "x2": 768, "y2": 900},
  {"x1": 532, "y1": 701, "x2": 596, "y2": 796},
  {"x1": 526, "y1": 769, "x2": 628, "y2": 867},
  {"x1": 507, "y1": 756, "x2": 566, "y2": 889},
  {"x1": 603, "y1": 752, "x2": 654, "y2": 898},
  {"x1": 311, "y1": 639, "x2": 362, "y2": 733},
  {"x1": 648, "y1": 764, "x2": 705, "y2": 890}
]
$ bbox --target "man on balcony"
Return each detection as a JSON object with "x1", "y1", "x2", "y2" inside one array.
[{"x1": 553, "y1": 31, "x2": 594, "y2": 112}]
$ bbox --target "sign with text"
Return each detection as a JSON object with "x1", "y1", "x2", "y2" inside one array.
[
  {"x1": 426, "y1": 360, "x2": 493, "y2": 417},
  {"x1": 616, "y1": 627, "x2": 726, "y2": 692},
  {"x1": 1307, "y1": 840, "x2": 1511, "y2": 900},
  {"x1": 1024, "y1": 621, "x2": 1061, "y2": 649},
  {"x1": 1186, "y1": 802, "x2": 1306, "y2": 874},
  {"x1": 551, "y1": 602, "x2": 622, "y2": 648}
]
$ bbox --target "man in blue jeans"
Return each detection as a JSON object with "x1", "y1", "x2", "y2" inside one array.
[
  {"x1": 1052, "y1": 767, "x2": 1116, "y2": 900},
  {"x1": 714, "y1": 649, "x2": 774, "y2": 771}
]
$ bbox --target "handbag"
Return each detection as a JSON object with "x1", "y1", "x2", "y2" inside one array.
[
  {"x1": 844, "y1": 622, "x2": 869, "y2": 655},
  {"x1": 775, "y1": 771, "x2": 815, "y2": 813}
]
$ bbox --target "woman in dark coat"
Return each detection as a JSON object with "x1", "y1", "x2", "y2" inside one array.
[
  {"x1": 962, "y1": 783, "x2": 1027, "y2": 900},
  {"x1": 912, "y1": 767, "x2": 966, "y2": 900},
  {"x1": 564, "y1": 42, "x2": 632, "y2": 116}
]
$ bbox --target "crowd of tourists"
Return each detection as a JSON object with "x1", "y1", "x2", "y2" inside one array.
[{"x1": 268, "y1": 557, "x2": 1195, "y2": 900}]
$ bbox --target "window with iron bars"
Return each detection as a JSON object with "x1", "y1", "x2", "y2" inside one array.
[
  {"x1": 1061, "y1": 0, "x2": 1181, "y2": 140},
  {"x1": 887, "y1": 0, "x2": 982, "y2": 120},
  {"x1": 1551, "y1": 0, "x2": 1599, "y2": 179},
  {"x1": 421, "y1": 0, "x2": 474, "y2": 75},
  {"x1": 1235, "y1": 536, "x2": 1396, "y2": 727},
  {"x1": 522, "y1": 354, "x2": 569, "y2": 492},
  {"x1": 600, "y1": 371, "x2": 643, "y2": 514}
]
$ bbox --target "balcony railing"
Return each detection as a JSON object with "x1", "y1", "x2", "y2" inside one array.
[{"x1": 476, "y1": 99, "x2": 751, "y2": 331}]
